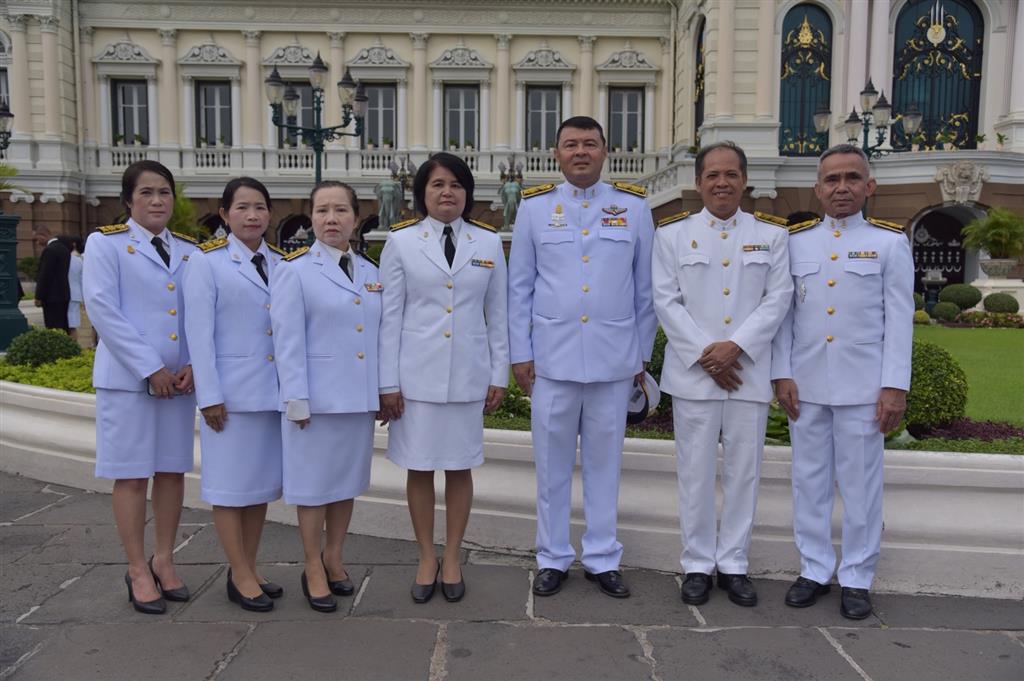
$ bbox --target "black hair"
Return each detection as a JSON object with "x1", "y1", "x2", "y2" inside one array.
[
  {"x1": 120, "y1": 160, "x2": 176, "y2": 209},
  {"x1": 309, "y1": 181, "x2": 360, "y2": 217},
  {"x1": 694, "y1": 141, "x2": 748, "y2": 179},
  {"x1": 412, "y1": 152, "x2": 475, "y2": 220},
  {"x1": 555, "y1": 116, "x2": 606, "y2": 146},
  {"x1": 221, "y1": 176, "x2": 272, "y2": 212}
]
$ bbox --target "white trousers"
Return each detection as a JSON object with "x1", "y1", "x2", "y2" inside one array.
[
  {"x1": 790, "y1": 402, "x2": 884, "y2": 589},
  {"x1": 531, "y1": 375, "x2": 633, "y2": 573},
  {"x1": 672, "y1": 398, "x2": 768, "y2": 575}
]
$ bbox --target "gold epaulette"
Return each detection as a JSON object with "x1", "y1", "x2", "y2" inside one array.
[
  {"x1": 171, "y1": 231, "x2": 198, "y2": 244},
  {"x1": 788, "y1": 218, "x2": 821, "y2": 235},
  {"x1": 867, "y1": 217, "x2": 906, "y2": 233},
  {"x1": 754, "y1": 211, "x2": 788, "y2": 228},
  {"x1": 97, "y1": 223, "x2": 129, "y2": 235},
  {"x1": 390, "y1": 218, "x2": 420, "y2": 232},
  {"x1": 521, "y1": 183, "x2": 556, "y2": 199},
  {"x1": 468, "y1": 218, "x2": 497, "y2": 233},
  {"x1": 282, "y1": 246, "x2": 310, "y2": 261},
  {"x1": 656, "y1": 211, "x2": 691, "y2": 228},
  {"x1": 613, "y1": 181, "x2": 647, "y2": 198},
  {"x1": 358, "y1": 251, "x2": 379, "y2": 267},
  {"x1": 267, "y1": 243, "x2": 287, "y2": 256},
  {"x1": 198, "y1": 237, "x2": 228, "y2": 253}
]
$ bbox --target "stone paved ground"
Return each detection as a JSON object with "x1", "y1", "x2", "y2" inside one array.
[{"x1": 1, "y1": 472, "x2": 1022, "y2": 681}]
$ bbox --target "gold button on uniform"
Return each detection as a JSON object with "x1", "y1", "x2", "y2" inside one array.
[
  {"x1": 827, "y1": 279, "x2": 836, "y2": 287},
  {"x1": 722, "y1": 258, "x2": 730, "y2": 267},
  {"x1": 582, "y1": 256, "x2": 590, "y2": 263},
  {"x1": 446, "y1": 306, "x2": 452, "y2": 313},
  {"x1": 443, "y1": 331, "x2": 451, "y2": 338},
  {"x1": 723, "y1": 288, "x2": 730, "y2": 296},
  {"x1": 167, "y1": 282, "x2": 175, "y2": 291},
  {"x1": 833, "y1": 230, "x2": 842, "y2": 237},
  {"x1": 830, "y1": 253, "x2": 838, "y2": 261},
  {"x1": 446, "y1": 281, "x2": 454, "y2": 289},
  {"x1": 581, "y1": 315, "x2": 589, "y2": 323},
  {"x1": 826, "y1": 335, "x2": 834, "y2": 342},
  {"x1": 827, "y1": 307, "x2": 835, "y2": 315},
  {"x1": 582, "y1": 285, "x2": 590, "y2": 293},
  {"x1": 267, "y1": 354, "x2": 274, "y2": 362},
  {"x1": 724, "y1": 316, "x2": 732, "y2": 324},
  {"x1": 168, "y1": 308, "x2": 177, "y2": 316},
  {"x1": 720, "y1": 232, "x2": 728, "y2": 239},
  {"x1": 354, "y1": 297, "x2": 361, "y2": 305},
  {"x1": 357, "y1": 352, "x2": 365, "y2": 359},
  {"x1": 582, "y1": 229, "x2": 590, "y2": 236},
  {"x1": 356, "y1": 324, "x2": 364, "y2": 332},
  {"x1": 169, "y1": 333, "x2": 178, "y2": 341}
]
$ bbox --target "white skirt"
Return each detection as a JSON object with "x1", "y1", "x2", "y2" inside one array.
[
  {"x1": 386, "y1": 399, "x2": 484, "y2": 471},
  {"x1": 95, "y1": 388, "x2": 196, "y2": 479},
  {"x1": 281, "y1": 412, "x2": 374, "y2": 506},
  {"x1": 67, "y1": 301, "x2": 82, "y2": 329},
  {"x1": 199, "y1": 411, "x2": 282, "y2": 507}
]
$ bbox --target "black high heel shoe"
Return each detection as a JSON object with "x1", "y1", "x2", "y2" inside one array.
[
  {"x1": 259, "y1": 579, "x2": 284, "y2": 599},
  {"x1": 411, "y1": 560, "x2": 440, "y2": 604},
  {"x1": 441, "y1": 564, "x2": 466, "y2": 603},
  {"x1": 149, "y1": 556, "x2": 190, "y2": 602},
  {"x1": 124, "y1": 572, "x2": 166, "y2": 615},
  {"x1": 226, "y1": 569, "x2": 274, "y2": 612},
  {"x1": 321, "y1": 552, "x2": 355, "y2": 596},
  {"x1": 301, "y1": 571, "x2": 337, "y2": 613}
]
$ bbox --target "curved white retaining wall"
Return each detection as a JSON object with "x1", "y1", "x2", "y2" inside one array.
[{"x1": 2, "y1": 381, "x2": 1022, "y2": 599}]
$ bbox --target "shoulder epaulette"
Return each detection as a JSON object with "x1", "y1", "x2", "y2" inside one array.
[
  {"x1": 282, "y1": 246, "x2": 310, "y2": 261},
  {"x1": 867, "y1": 217, "x2": 906, "y2": 233},
  {"x1": 656, "y1": 211, "x2": 691, "y2": 228},
  {"x1": 754, "y1": 211, "x2": 788, "y2": 228},
  {"x1": 97, "y1": 223, "x2": 129, "y2": 235},
  {"x1": 788, "y1": 218, "x2": 821, "y2": 235},
  {"x1": 613, "y1": 181, "x2": 647, "y2": 198},
  {"x1": 468, "y1": 218, "x2": 497, "y2": 233},
  {"x1": 390, "y1": 218, "x2": 419, "y2": 232},
  {"x1": 171, "y1": 231, "x2": 198, "y2": 244},
  {"x1": 198, "y1": 237, "x2": 228, "y2": 253},
  {"x1": 521, "y1": 183, "x2": 556, "y2": 199},
  {"x1": 358, "y1": 252, "x2": 379, "y2": 268},
  {"x1": 267, "y1": 243, "x2": 287, "y2": 256}
]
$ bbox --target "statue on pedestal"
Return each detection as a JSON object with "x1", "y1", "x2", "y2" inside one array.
[
  {"x1": 375, "y1": 157, "x2": 415, "y2": 231},
  {"x1": 498, "y1": 158, "x2": 525, "y2": 230}
]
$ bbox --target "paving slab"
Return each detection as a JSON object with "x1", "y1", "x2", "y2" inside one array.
[
  {"x1": 352, "y1": 564, "x2": 529, "y2": 621},
  {"x1": 1, "y1": 562, "x2": 91, "y2": 624},
  {"x1": 692, "y1": 578, "x2": 880, "y2": 629},
  {"x1": 217, "y1": 619, "x2": 438, "y2": 681},
  {"x1": 8, "y1": 622, "x2": 250, "y2": 681},
  {"x1": 21, "y1": 563, "x2": 221, "y2": 625},
  {"x1": 14, "y1": 491, "x2": 119, "y2": 525},
  {"x1": 872, "y1": 592, "x2": 1024, "y2": 630},
  {"x1": 173, "y1": 520, "x2": 302, "y2": 564},
  {"x1": 533, "y1": 568, "x2": 699, "y2": 626},
  {"x1": 834, "y1": 628, "x2": 1024, "y2": 681},
  {"x1": 0, "y1": 624, "x2": 52, "y2": 673},
  {"x1": 174, "y1": 564, "x2": 368, "y2": 622},
  {"x1": 0, "y1": 492, "x2": 67, "y2": 523},
  {"x1": 344, "y1": 533, "x2": 468, "y2": 565},
  {"x1": 647, "y1": 627, "x2": 864, "y2": 681},
  {"x1": 0, "y1": 525, "x2": 67, "y2": 565},
  {"x1": 0, "y1": 473, "x2": 76, "y2": 496},
  {"x1": 18, "y1": 522, "x2": 203, "y2": 565},
  {"x1": 445, "y1": 622, "x2": 651, "y2": 681}
]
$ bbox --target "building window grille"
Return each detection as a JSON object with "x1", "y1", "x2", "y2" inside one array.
[
  {"x1": 444, "y1": 84, "x2": 478, "y2": 149},
  {"x1": 363, "y1": 84, "x2": 396, "y2": 148},
  {"x1": 196, "y1": 81, "x2": 232, "y2": 147},
  {"x1": 608, "y1": 87, "x2": 644, "y2": 151},
  {"x1": 112, "y1": 80, "x2": 149, "y2": 146},
  {"x1": 779, "y1": 4, "x2": 832, "y2": 156},
  {"x1": 526, "y1": 85, "x2": 561, "y2": 151}
]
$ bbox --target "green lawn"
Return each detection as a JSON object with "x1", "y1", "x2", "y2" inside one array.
[{"x1": 914, "y1": 326, "x2": 1024, "y2": 426}]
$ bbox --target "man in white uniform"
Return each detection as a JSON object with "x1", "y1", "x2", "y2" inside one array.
[
  {"x1": 508, "y1": 116, "x2": 657, "y2": 598},
  {"x1": 772, "y1": 144, "x2": 914, "y2": 619},
  {"x1": 653, "y1": 142, "x2": 792, "y2": 607}
]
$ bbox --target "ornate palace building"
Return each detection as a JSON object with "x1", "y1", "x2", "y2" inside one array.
[{"x1": 2, "y1": 0, "x2": 1023, "y2": 288}]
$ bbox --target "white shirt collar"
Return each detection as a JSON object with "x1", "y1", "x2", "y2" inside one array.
[
  {"x1": 426, "y1": 215, "x2": 462, "y2": 243},
  {"x1": 563, "y1": 181, "x2": 604, "y2": 202},
  {"x1": 228, "y1": 233, "x2": 270, "y2": 260},
  {"x1": 824, "y1": 213, "x2": 864, "y2": 231},
  {"x1": 315, "y1": 239, "x2": 351, "y2": 267},
  {"x1": 127, "y1": 217, "x2": 170, "y2": 247},
  {"x1": 699, "y1": 207, "x2": 742, "y2": 231}
]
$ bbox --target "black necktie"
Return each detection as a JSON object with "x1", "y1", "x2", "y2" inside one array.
[
  {"x1": 339, "y1": 253, "x2": 352, "y2": 281},
  {"x1": 443, "y1": 225, "x2": 456, "y2": 267},
  {"x1": 151, "y1": 236, "x2": 170, "y2": 267},
  {"x1": 252, "y1": 253, "x2": 268, "y2": 285}
]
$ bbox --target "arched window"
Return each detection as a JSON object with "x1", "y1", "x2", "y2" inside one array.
[
  {"x1": 693, "y1": 17, "x2": 705, "y2": 144},
  {"x1": 778, "y1": 3, "x2": 832, "y2": 156},
  {"x1": 892, "y1": 0, "x2": 983, "y2": 150}
]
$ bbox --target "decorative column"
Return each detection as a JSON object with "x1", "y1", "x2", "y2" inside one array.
[
  {"x1": 479, "y1": 81, "x2": 490, "y2": 150},
  {"x1": 715, "y1": 0, "x2": 735, "y2": 117},
  {"x1": 754, "y1": 0, "x2": 774, "y2": 118},
  {"x1": 578, "y1": 36, "x2": 595, "y2": 116},
  {"x1": 562, "y1": 82, "x2": 573, "y2": 121},
  {"x1": 514, "y1": 80, "x2": 525, "y2": 150},
  {"x1": 80, "y1": 27, "x2": 97, "y2": 145},
  {"x1": 869, "y1": 0, "x2": 891, "y2": 97},
  {"x1": 147, "y1": 76, "x2": 159, "y2": 148},
  {"x1": 432, "y1": 79, "x2": 443, "y2": 149},
  {"x1": 230, "y1": 77, "x2": 241, "y2": 146},
  {"x1": 597, "y1": 82, "x2": 608, "y2": 131},
  {"x1": 658, "y1": 36, "x2": 672, "y2": 152},
  {"x1": 98, "y1": 76, "x2": 111, "y2": 146},
  {"x1": 847, "y1": 0, "x2": 869, "y2": 114},
  {"x1": 644, "y1": 86, "x2": 655, "y2": 152},
  {"x1": 495, "y1": 34, "x2": 511, "y2": 150},
  {"x1": 181, "y1": 76, "x2": 194, "y2": 148},
  {"x1": 158, "y1": 29, "x2": 179, "y2": 149},
  {"x1": 242, "y1": 31, "x2": 262, "y2": 147},
  {"x1": 396, "y1": 79, "x2": 408, "y2": 150},
  {"x1": 326, "y1": 32, "x2": 345, "y2": 144},
  {"x1": 40, "y1": 16, "x2": 62, "y2": 137},
  {"x1": 6, "y1": 16, "x2": 31, "y2": 129},
  {"x1": 410, "y1": 33, "x2": 429, "y2": 151},
  {"x1": 995, "y1": 1, "x2": 1024, "y2": 152}
]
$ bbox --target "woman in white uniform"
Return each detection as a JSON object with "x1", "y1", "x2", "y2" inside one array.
[
  {"x1": 83, "y1": 160, "x2": 198, "y2": 614},
  {"x1": 59, "y1": 235, "x2": 85, "y2": 340},
  {"x1": 271, "y1": 181, "x2": 382, "y2": 613},
  {"x1": 378, "y1": 153, "x2": 509, "y2": 603},
  {"x1": 184, "y1": 177, "x2": 286, "y2": 612}
]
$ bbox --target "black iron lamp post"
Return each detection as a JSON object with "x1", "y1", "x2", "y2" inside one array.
[
  {"x1": 813, "y1": 79, "x2": 923, "y2": 159},
  {"x1": 265, "y1": 52, "x2": 368, "y2": 184},
  {"x1": 0, "y1": 101, "x2": 30, "y2": 350}
]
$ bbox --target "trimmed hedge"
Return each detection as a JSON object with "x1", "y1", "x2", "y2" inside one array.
[
  {"x1": 913, "y1": 292, "x2": 925, "y2": 311},
  {"x1": 983, "y1": 292, "x2": 1019, "y2": 313},
  {"x1": 930, "y1": 301, "x2": 960, "y2": 322},
  {"x1": 0, "y1": 350, "x2": 95, "y2": 393},
  {"x1": 5, "y1": 329, "x2": 81, "y2": 367},
  {"x1": 913, "y1": 309, "x2": 931, "y2": 325},
  {"x1": 905, "y1": 339, "x2": 968, "y2": 432},
  {"x1": 956, "y1": 311, "x2": 1024, "y2": 328},
  {"x1": 938, "y1": 283, "x2": 982, "y2": 311}
]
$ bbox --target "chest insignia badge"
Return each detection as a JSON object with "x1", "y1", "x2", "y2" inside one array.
[
  {"x1": 126, "y1": 245, "x2": 135, "y2": 254},
  {"x1": 848, "y1": 251, "x2": 878, "y2": 259},
  {"x1": 549, "y1": 203, "x2": 567, "y2": 228},
  {"x1": 691, "y1": 240, "x2": 698, "y2": 249},
  {"x1": 601, "y1": 217, "x2": 628, "y2": 227},
  {"x1": 472, "y1": 258, "x2": 495, "y2": 268},
  {"x1": 602, "y1": 204, "x2": 627, "y2": 216},
  {"x1": 742, "y1": 244, "x2": 770, "y2": 252},
  {"x1": 364, "y1": 282, "x2": 384, "y2": 292}
]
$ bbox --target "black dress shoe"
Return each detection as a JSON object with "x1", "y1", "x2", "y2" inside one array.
[
  {"x1": 717, "y1": 573, "x2": 757, "y2": 607},
  {"x1": 585, "y1": 570, "x2": 631, "y2": 598},
  {"x1": 785, "y1": 576, "x2": 831, "y2": 608},
  {"x1": 149, "y1": 556, "x2": 190, "y2": 602},
  {"x1": 300, "y1": 571, "x2": 337, "y2": 613},
  {"x1": 321, "y1": 553, "x2": 355, "y2": 596},
  {"x1": 840, "y1": 587, "x2": 873, "y2": 620},
  {"x1": 680, "y1": 572, "x2": 712, "y2": 605},
  {"x1": 532, "y1": 568, "x2": 568, "y2": 597},
  {"x1": 259, "y1": 580, "x2": 284, "y2": 599},
  {"x1": 124, "y1": 572, "x2": 166, "y2": 615},
  {"x1": 227, "y1": 573, "x2": 274, "y2": 612},
  {"x1": 441, "y1": 576, "x2": 466, "y2": 603},
  {"x1": 411, "y1": 561, "x2": 440, "y2": 604}
]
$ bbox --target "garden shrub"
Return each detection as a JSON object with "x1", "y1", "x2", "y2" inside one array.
[
  {"x1": 982, "y1": 292, "x2": 1019, "y2": 313},
  {"x1": 956, "y1": 311, "x2": 1024, "y2": 328},
  {"x1": 647, "y1": 327, "x2": 672, "y2": 414},
  {"x1": 930, "y1": 301, "x2": 960, "y2": 322},
  {"x1": 905, "y1": 339, "x2": 968, "y2": 433},
  {"x1": 5, "y1": 329, "x2": 81, "y2": 367},
  {"x1": 938, "y1": 283, "x2": 982, "y2": 310},
  {"x1": 913, "y1": 310, "x2": 931, "y2": 324},
  {"x1": 0, "y1": 350, "x2": 95, "y2": 393},
  {"x1": 913, "y1": 292, "x2": 925, "y2": 310},
  {"x1": 17, "y1": 256, "x2": 40, "y2": 280}
]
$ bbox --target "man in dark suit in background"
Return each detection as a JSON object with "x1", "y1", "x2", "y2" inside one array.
[{"x1": 33, "y1": 225, "x2": 72, "y2": 333}]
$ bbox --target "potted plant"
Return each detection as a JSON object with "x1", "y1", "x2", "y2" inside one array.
[
  {"x1": 912, "y1": 133, "x2": 927, "y2": 152},
  {"x1": 217, "y1": 135, "x2": 227, "y2": 149},
  {"x1": 974, "y1": 133, "x2": 986, "y2": 150},
  {"x1": 996, "y1": 132, "x2": 1008, "y2": 150},
  {"x1": 960, "y1": 207, "x2": 1024, "y2": 278},
  {"x1": 114, "y1": 133, "x2": 125, "y2": 147},
  {"x1": 465, "y1": 142, "x2": 474, "y2": 151},
  {"x1": 382, "y1": 137, "x2": 392, "y2": 150},
  {"x1": 366, "y1": 138, "x2": 376, "y2": 150},
  {"x1": 134, "y1": 134, "x2": 145, "y2": 146}
]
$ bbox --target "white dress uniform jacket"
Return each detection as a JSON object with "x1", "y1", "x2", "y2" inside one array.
[
  {"x1": 84, "y1": 219, "x2": 197, "y2": 389},
  {"x1": 653, "y1": 208, "x2": 793, "y2": 403},
  {"x1": 378, "y1": 216, "x2": 509, "y2": 403},
  {"x1": 183, "y1": 234, "x2": 284, "y2": 412}
]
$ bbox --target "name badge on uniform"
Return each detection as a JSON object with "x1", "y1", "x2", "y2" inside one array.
[
  {"x1": 549, "y1": 203, "x2": 566, "y2": 228},
  {"x1": 601, "y1": 217, "x2": 628, "y2": 227},
  {"x1": 848, "y1": 251, "x2": 878, "y2": 259},
  {"x1": 364, "y1": 282, "x2": 384, "y2": 292},
  {"x1": 471, "y1": 258, "x2": 495, "y2": 268},
  {"x1": 742, "y1": 244, "x2": 770, "y2": 252},
  {"x1": 602, "y1": 204, "x2": 627, "y2": 216},
  {"x1": 182, "y1": 255, "x2": 189, "y2": 261}
]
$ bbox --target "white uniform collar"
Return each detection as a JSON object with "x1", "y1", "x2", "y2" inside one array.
[
  {"x1": 316, "y1": 238, "x2": 351, "y2": 266},
  {"x1": 228, "y1": 232, "x2": 270, "y2": 260},
  {"x1": 563, "y1": 181, "x2": 604, "y2": 203},
  {"x1": 426, "y1": 215, "x2": 463, "y2": 243},
  {"x1": 127, "y1": 217, "x2": 170, "y2": 247},
  {"x1": 699, "y1": 207, "x2": 742, "y2": 231},
  {"x1": 824, "y1": 213, "x2": 865, "y2": 232}
]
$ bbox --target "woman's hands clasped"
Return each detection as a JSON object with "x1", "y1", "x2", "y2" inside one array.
[
  {"x1": 379, "y1": 391, "x2": 405, "y2": 422},
  {"x1": 483, "y1": 385, "x2": 506, "y2": 414}
]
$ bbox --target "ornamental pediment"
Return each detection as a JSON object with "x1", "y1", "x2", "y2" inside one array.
[
  {"x1": 514, "y1": 41, "x2": 575, "y2": 71},
  {"x1": 93, "y1": 40, "x2": 158, "y2": 64},
  {"x1": 597, "y1": 42, "x2": 657, "y2": 71},
  {"x1": 430, "y1": 42, "x2": 491, "y2": 69},
  {"x1": 179, "y1": 42, "x2": 241, "y2": 66},
  {"x1": 263, "y1": 41, "x2": 315, "y2": 67},
  {"x1": 348, "y1": 38, "x2": 409, "y2": 68}
]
